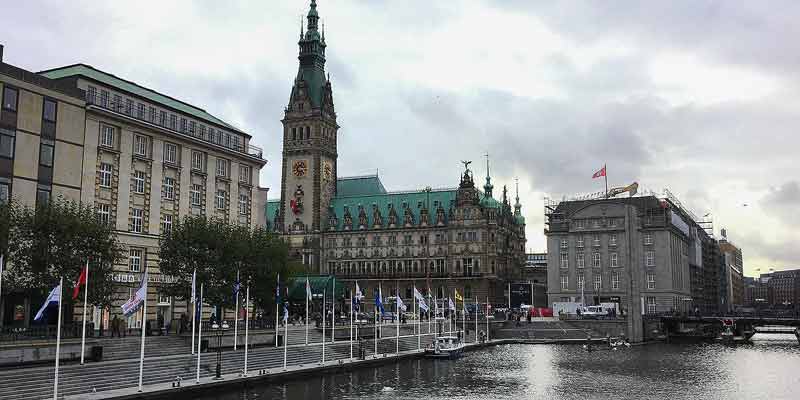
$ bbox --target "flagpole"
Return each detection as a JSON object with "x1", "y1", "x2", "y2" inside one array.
[
  {"x1": 275, "y1": 273, "x2": 279, "y2": 347},
  {"x1": 322, "y1": 288, "x2": 326, "y2": 364},
  {"x1": 486, "y1": 296, "x2": 490, "y2": 342},
  {"x1": 462, "y1": 290, "x2": 465, "y2": 341},
  {"x1": 283, "y1": 302, "x2": 288, "y2": 369},
  {"x1": 604, "y1": 164, "x2": 608, "y2": 199},
  {"x1": 243, "y1": 283, "x2": 250, "y2": 377},
  {"x1": 234, "y1": 270, "x2": 239, "y2": 351},
  {"x1": 196, "y1": 283, "x2": 204, "y2": 384},
  {"x1": 305, "y1": 277, "x2": 309, "y2": 346},
  {"x1": 80, "y1": 261, "x2": 89, "y2": 365},
  {"x1": 450, "y1": 289, "x2": 454, "y2": 336},
  {"x1": 374, "y1": 284, "x2": 378, "y2": 357},
  {"x1": 395, "y1": 282, "x2": 399, "y2": 355},
  {"x1": 191, "y1": 269, "x2": 196, "y2": 355},
  {"x1": 349, "y1": 289, "x2": 353, "y2": 360},
  {"x1": 137, "y1": 275, "x2": 148, "y2": 392},
  {"x1": 414, "y1": 286, "x2": 419, "y2": 351},
  {"x1": 331, "y1": 277, "x2": 335, "y2": 344},
  {"x1": 474, "y1": 296, "x2": 478, "y2": 343},
  {"x1": 0, "y1": 254, "x2": 4, "y2": 320},
  {"x1": 53, "y1": 277, "x2": 63, "y2": 400}
]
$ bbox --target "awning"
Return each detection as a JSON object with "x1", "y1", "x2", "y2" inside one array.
[{"x1": 286, "y1": 275, "x2": 347, "y2": 300}]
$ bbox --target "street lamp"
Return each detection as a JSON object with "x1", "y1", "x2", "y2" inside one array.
[{"x1": 212, "y1": 320, "x2": 229, "y2": 379}]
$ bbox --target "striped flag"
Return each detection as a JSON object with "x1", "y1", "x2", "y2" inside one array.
[
  {"x1": 122, "y1": 271, "x2": 148, "y2": 318},
  {"x1": 34, "y1": 283, "x2": 62, "y2": 321}
]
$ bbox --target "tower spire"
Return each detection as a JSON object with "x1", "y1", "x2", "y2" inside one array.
[
  {"x1": 483, "y1": 152, "x2": 494, "y2": 198},
  {"x1": 514, "y1": 178, "x2": 522, "y2": 216}
]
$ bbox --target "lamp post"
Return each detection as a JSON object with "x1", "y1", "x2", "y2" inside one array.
[{"x1": 212, "y1": 320, "x2": 229, "y2": 380}]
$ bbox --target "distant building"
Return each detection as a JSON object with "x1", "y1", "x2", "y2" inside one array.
[
  {"x1": 523, "y1": 252, "x2": 547, "y2": 284},
  {"x1": 718, "y1": 229, "x2": 744, "y2": 311},
  {"x1": 545, "y1": 194, "x2": 698, "y2": 315},
  {"x1": 749, "y1": 269, "x2": 799, "y2": 309}
]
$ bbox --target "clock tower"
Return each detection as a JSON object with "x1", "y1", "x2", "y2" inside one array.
[{"x1": 279, "y1": 0, "x2": 338, "y2": 269}]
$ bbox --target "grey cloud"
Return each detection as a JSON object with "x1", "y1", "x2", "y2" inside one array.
[
  {"x1": 491, "y1": 1, "x2": 800, "y2": 76},
  {"x1": 761, "y1": 181, "x2": 800, "y2": 225}
]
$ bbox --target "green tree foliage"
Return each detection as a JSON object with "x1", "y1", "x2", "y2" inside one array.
[
  {"x1": 5, "y1": 197, "x2": 124, "y2": 310},
  {"x1": 158, "y1": 216, "x2": 295, "y2": 312}
]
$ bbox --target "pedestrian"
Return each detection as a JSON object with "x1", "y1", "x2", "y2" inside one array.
[
  {"x1": 111, "y1": 315, "x2": 120, "y2": 338},
  {"x1": 157, "y1": 314, "x2": 164, "y2": 336}
]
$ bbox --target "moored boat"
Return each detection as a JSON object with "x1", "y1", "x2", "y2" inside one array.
[{"x1": 425, "y1": 335, "x2": 465, "y2": 359}]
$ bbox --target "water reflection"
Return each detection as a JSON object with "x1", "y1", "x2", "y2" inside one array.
[{"x1": 194, "y1": 335, "x2": 800, "y2": 400}]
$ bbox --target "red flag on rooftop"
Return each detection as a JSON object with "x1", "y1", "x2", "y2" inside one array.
[
  {"x1": 72, "y1": 265, "x2": 87, "y2": 300},
  {"x1": 592, "y1": 165, "x2": 606, "y2": 179}
]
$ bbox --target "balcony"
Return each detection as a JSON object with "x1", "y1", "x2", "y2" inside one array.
[{"x1": 86, "y1": 94, "x2": 264, "y2": 160}]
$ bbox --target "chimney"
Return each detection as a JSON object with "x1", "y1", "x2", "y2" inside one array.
[{"x1": 0, "y1": 44, "x2": 4, "y2": 63}]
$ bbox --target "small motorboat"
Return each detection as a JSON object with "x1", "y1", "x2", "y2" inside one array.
[{"x1": 425, "y1": 335, "x2": 465, "y2": 359}]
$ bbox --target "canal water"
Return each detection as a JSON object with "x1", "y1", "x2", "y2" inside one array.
[{"x1": 196, "y1": 335, "x2": 800, "y2": 400}]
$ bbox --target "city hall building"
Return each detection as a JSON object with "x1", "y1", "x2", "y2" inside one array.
[{"x1": 266, "y1": 1, "x2": 527, "y2": 306}]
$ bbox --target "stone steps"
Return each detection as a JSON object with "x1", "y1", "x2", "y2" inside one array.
[{"x1": 0, "y1": 334, "x2": 439, "y2": 400}]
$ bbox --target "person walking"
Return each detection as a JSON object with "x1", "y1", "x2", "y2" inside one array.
[{"x1": 111, "y1": 315, "x2": 120, "y2": 338}]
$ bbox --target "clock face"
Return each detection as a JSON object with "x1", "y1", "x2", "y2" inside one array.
[{"x1": 292, "y1": 160, "x2": 308, "y2": 177}]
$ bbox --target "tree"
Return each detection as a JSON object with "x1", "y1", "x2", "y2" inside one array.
[
  {"x1": 5, "y1": 197, "x2": 125, "y2": 311},
  {"x1": 158, "y1": 216, "x2": 295, "y2": 313}
]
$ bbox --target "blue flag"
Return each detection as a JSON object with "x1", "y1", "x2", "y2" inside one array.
[
  {"x1": 34, "y1": 283, "x2": 62, "y2": 321},
  {"x1": 375, "y1": 287, "x2": 385, "y2": 316}
]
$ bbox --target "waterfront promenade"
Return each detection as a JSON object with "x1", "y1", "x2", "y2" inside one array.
[{"x1": 0, "y1": 322, "x2": 484, "y2": 400}]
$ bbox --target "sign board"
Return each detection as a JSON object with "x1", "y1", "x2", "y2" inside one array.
[{"x1": 510, "y1": 283, "x2": 532, "y2": 308}]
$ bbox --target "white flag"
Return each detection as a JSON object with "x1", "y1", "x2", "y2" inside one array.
[
  {"x1": 397, "y1": 295, "x2": 407, "y2": 312},
  {"x1": 191, "y1": 268, "x2": 196, "y2": 301},
  {"x1": 122, "y1": 271, "x2": 148, "y2": 318},
  {"x1": 306, "y1": 277, "x2": 312, "y2": 299},
  {"x1": 355, "y1": 282, "x2": 363, "y2": 300},
  {"x1": 448, "y1": 297, "x2": 455, "y2": 311},
  {"x1": 414, "y1": 287, "x2": 429, "y2": 312},
  {"x1": 34, "y1": 283, "x2": 62, "y2": 321}
]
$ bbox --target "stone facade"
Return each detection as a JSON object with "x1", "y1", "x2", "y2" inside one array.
[
  {"x1": 545, "y1": 196, "x2": 697, "y2": 316},
  {"x1": 267, "y1": 1, "x2": 527, "y2": 307},
  {"x1": 1, "y1": 50, "x2": 269, "y2": 328}
]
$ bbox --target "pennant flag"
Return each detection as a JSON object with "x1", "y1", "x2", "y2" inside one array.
[
  {"x1": 233, "y1": 277, "x2": 241, "y2": 299},
  {"x1": 355, "y1": 282, "x2": 363, "y2": 301},
  {"x1": 414, "y1": 287, "x2": 429, "y2": 312},
  {"x1": 283, "y1": 301, "x2": 289, "y2": 322},
  {"x1": 375, "y1": 287, "x2": 385, "y2": 316},
  {"x1": 121, "y1": 270, "x2": 148, "y2": 318},
  {"x1": 306, "y1": 277, "x2": 312, "y2": 300},
  {"x1": 454, "y1": 290, "x2": 463, "y2": 302},
  {"x1": 72, "y1": 265, "x2": 88, "y2": 300},
  {"x1": 275, "y1": 273, "x2": 281, "y2": 305},
  {"x1": 448, "y1": 297, "x2": 455, "y2": 311},
  {"x1": 592, "y1": 165, "x2": 606, "y2": 179},
  {"x1": 35, "y1": 283, "x2": 62, "y2": 321},
  {"x1": 190, "y1": 268, "x2": 196, "y2": 301},
  {"x1": 397, "y1": 295, "x2": 407, "y2": 312}
]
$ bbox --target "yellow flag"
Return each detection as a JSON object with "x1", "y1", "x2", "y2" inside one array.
[{"x1": 455, "y1": 290, "x2": 463, "y2": 302}]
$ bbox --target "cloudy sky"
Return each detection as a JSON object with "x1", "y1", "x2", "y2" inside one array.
[{"x1": 3, "y1": 1, "x2": 797, "y2": 274}]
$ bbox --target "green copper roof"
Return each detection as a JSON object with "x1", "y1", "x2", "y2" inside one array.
[
  {"x1": 265, "y1": 179, "x2": 523, "y2": 230},
  {"x1": 328, "y1": 188, "x2": 457, "y2": 230},
  {"x1": 337, "y1": 175, "x2": 387, "y2": 197},
  {"x1": 38, "y1": 64, "x2": 248, "y2": 136}
]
